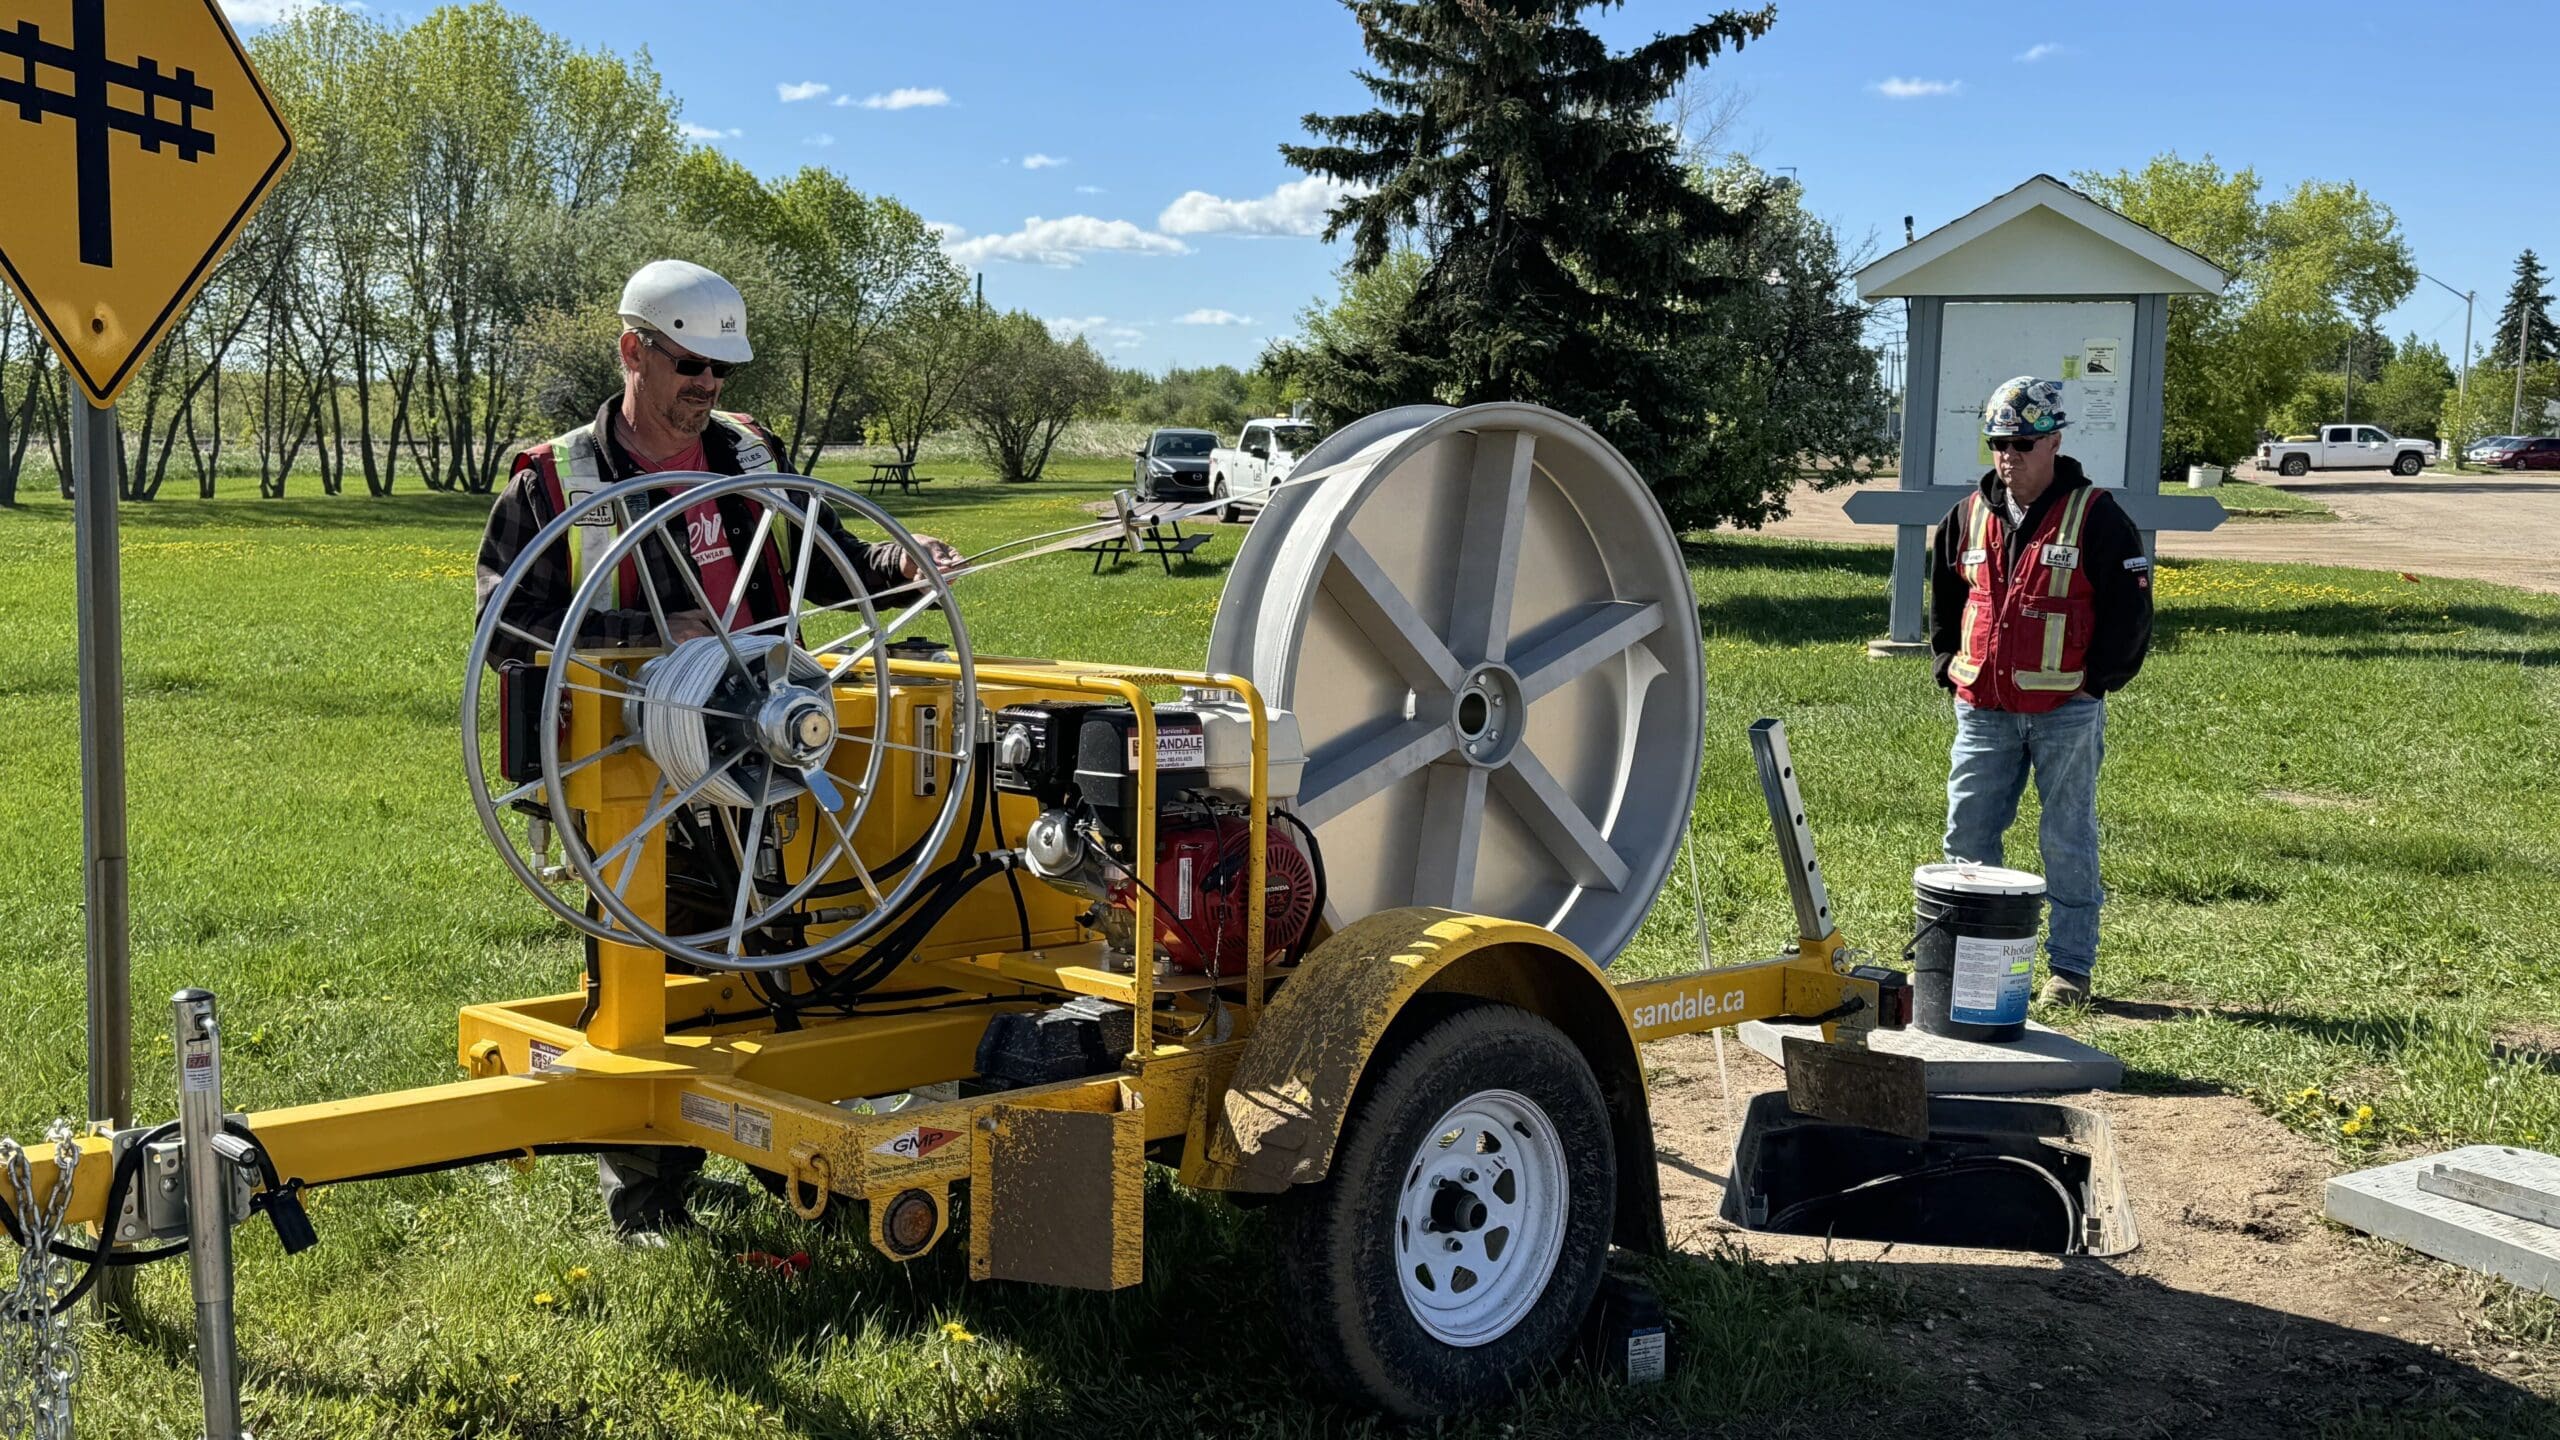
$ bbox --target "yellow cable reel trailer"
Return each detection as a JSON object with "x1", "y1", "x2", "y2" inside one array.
[{"x1": 6, "y1": 403, "x2": 1906, "y2": 1420}]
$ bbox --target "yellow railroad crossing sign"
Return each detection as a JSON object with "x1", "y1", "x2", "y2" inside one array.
[{"x1": 0, "y1": 0, "x2": 293, "y2": 405}]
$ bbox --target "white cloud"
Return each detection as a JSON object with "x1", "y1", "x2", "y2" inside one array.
[
  {"x1": 1047, "y1": 318, "x2": 1143, "y2": 349},
  {"x1": 777, "y1": 81, "x2": 831, "y2": 103},
  {"x1": 1158, "y1": 175, "x2": 1362, "y2": 237},
  {"x1": 678, "y1": 122, "x2": 742, "y2": 141},
  {"x1": 1022, "y1": 153, "x2": 1067, "y2": 170},
  {"x1": 1870, "y1": 76, "x2": 1962, "y2": 99},
  {"x1": 1075, "y1": 184, "x2": 1106, "y2": 195},
  {"x1": 848, "y1": 87, "x2": 951, "y2": 111},
  {"x1": 1178, "y1": 309, "x2": 1252, "y2": 326},
  {"x1": 924, "y1": 220, "x2": 966, "y2": 242},
  {"x1": 2015, "y1": 43, "x2": 2069, "y2": 63},
  {"x1": 804, "y1": 133, "x2": 837, "y2": 148},
  {"x1": 943, "y1": 216, "x2": 1189, "y2": 268},
  {"x1": 220, "y1": 0, "x2": 346, "y2": 22}
]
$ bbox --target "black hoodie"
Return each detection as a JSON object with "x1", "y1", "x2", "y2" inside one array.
[{"x1": 1926, "y1": 453, "x2": 2153, "y2": 698}]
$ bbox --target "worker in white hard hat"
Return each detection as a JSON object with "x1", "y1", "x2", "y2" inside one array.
[
  {"x1": 476, "y1": 259, "x2": 958, "y2": 666},
  {"x1": 472, "y1": 259, "x2": 959, "y2": 1239}
]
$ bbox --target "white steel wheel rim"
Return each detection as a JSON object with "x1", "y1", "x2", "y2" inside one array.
[
  {"x1": 1393, "y1": 1088, "x2": 1569, "y2": 1348},
  {"x1": 1208, "y1": 403, "x2": 1704, "y2": 964}
]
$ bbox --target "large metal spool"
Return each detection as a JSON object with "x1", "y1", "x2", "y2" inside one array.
[{"x1": 1209, "y1": 403, "x2": 1704, "y2": 964}]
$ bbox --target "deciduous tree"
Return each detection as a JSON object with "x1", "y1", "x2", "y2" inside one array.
[
  {"x1": 961, "y1": 312, "x2": 1110, "y2": 483},
  {"x1": 2076, "y1": 155, "x2": 2416, "y2": 475}
]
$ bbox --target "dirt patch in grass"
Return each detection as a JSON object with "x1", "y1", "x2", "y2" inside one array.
[
  {"x1": 1645, "y1": 1036, "x2": 2558, "y2": 1438},
  {"x1": 2260, "y1": 786, "x2": 2378, "y2": 811}
]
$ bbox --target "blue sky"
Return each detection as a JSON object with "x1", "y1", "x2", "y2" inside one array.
[{"x1": 228, "y1": 0, "x2": 2558, "y2": 377}]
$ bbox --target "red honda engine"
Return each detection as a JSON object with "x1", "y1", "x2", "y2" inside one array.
[{"x1": 1143, "y1": 820, "x2": 1318, "y2": 975}]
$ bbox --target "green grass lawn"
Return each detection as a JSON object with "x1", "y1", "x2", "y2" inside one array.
[
  {"x1": 1, "y1": 456, "x2": 2555, "y2": 1436},
  {"x1": 2159, "y1": 476, "x2": 2334, "y2": 520}
]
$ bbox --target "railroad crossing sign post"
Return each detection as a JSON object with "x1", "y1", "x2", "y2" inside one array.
[{"x1": 0, "y1": 0, "x2": 292, "y2": 1332}]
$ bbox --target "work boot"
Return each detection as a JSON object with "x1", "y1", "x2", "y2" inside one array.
[{"x1": 2039, "y1": 970, "x2": 2092, "y2": 1007}]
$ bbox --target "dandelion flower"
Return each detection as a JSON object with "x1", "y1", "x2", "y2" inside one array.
[
  {"x1": 533, "y1": 1291, "x2": 557, "y2": 1307},
  {"x1": 942, "y1": 1320, "x2": 977, "y2": 1344},
  {"x1": 567, "y1": 1267, "x2": 591, "y2": 1283},
  {"x1": 2340, "y1": 1119, "x2": 2364, "y2": 1136}
]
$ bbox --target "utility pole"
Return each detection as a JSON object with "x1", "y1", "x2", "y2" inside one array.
[
  {"x1": 2343, "y1": 327, "x2": 2354, "y2": 423},
  {"x1": 2515, "y1": 308, "x2": 2534, "y2": 435},
  {"x1": 2420, "y1": 273, "x2": 2473, "y2": 467}
]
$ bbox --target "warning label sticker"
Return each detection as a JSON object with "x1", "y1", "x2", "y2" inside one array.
[
  {"x1": 1626, "y1": 1327, "x2": 1669, "y2": 1384},
  {"x1": 527, "y1": 1040, "x2": 567, "y2": 1074},
  {"x1": 678, "y1": 1091, "x2": 734, "y2": 1135},
  {"x1": 869, "y1": 1124, "x2": 962, "y2": 1163},
  {"x1": 1949, "y1": 932, "x2": 2037, "y2": 1026},
  {"x1": 732, "y1": 1104, "x2": 773, "y2": 1153}
]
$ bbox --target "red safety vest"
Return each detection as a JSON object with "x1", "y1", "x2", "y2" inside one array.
[{"x1": 1946, "y1": 484, "x2": 2102, "y2": 713}]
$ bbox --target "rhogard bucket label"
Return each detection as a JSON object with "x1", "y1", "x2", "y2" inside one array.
[{"x1": 1949, "y1": 932, "x2": 2036, "y2": 1026}]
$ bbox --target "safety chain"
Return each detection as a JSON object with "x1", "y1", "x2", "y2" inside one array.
[{"x1": 0, "y1": 1122, "x2": 81, "y2": 1440}]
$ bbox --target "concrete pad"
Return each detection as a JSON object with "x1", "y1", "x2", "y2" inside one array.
[
  {"x1": 1737, "y1": 1018, "x2": 2122, "y2": 1093},
  {"x1": 2326, "y1": 1145, "x2": 2560, "y2": 1298}
]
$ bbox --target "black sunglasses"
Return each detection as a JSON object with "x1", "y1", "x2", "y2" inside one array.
[
  {"x1": 1987, "y1": 434, "x2": 2047, "y2": 453},
  {"x1": 637, "y1": 329, "x2": 741, "y2": 380}
]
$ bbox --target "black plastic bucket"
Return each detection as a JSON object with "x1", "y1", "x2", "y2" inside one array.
[{"x1": 1909, "y1": 863, "x2": 2046, "y2": 1042}]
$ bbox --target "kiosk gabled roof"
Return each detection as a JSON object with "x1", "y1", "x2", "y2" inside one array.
[{"x1": 1855, "y1": 174, "x2": 2228, "y2": 300}]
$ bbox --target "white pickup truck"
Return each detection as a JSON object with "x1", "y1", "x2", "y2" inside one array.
[
  {"x1": 1209, "y1": 417, "x2": 1323, "y2": 521},
  {"x1": 2258, "y1": 424, "x2": 2436, "y2": 477}
]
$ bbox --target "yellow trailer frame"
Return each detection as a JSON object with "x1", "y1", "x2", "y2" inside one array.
[{"x1": 9, "y1": 657, "x2": 1890, "y2": 1292}]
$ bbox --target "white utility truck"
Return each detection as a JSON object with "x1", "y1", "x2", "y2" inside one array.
[
  {"x1": 2258, "y1": 424, "x2": 2436, "y2": 477},
  {"x1": 1210, "y1": 417, "x2": 1323, "y2": 521}
]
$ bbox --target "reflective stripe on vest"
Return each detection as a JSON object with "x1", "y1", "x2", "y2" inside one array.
[
  {"x1": 1946, "y1": 494, "x2": 1994, "y2": 686},
  {"x1": 2020, "y1": 486, "x2": 2097, "y2": 689},
  {"x1": 551, "y1": 413, "x2": 782, "y2": 610}
]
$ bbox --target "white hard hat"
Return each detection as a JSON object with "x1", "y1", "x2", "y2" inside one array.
[{"x1": 618, "y1": 259, "x2": 752, "y2": 364}]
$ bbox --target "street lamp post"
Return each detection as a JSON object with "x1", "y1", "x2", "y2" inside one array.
[{"x1": 2420, "y1": 273, "x2": 2473, "y2": 468}]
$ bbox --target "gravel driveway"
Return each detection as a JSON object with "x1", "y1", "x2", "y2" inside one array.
[{"x1": 1749, "y1": 466, "x2": 2560, "y2": 594}]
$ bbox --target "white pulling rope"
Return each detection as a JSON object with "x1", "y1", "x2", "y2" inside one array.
[{"x1": 849, "y1": 450, "x2": 1382, "y2": 606}]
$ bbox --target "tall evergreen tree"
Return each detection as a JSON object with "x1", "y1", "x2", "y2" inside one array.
[
  {"x1": 1282, "y1": 1, "x2": 1789, "y2": 527},
  {"x1": 2494, "y1": 248, "x2": 2557, "y2": 366}
]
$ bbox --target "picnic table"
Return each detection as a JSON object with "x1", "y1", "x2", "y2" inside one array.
[
  {"x1": 1080, "y1": 500, "x2": 1213, "y2": 574},
  {"x1": 866, "y1": 460, "x2": 930, "y2": 496}
]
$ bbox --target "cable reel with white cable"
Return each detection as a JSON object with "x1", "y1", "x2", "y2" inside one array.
[{"x1": 463, "y1": 471, "x2": 979, "y2": 972}]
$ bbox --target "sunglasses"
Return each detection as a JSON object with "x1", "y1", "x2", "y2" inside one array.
[
  {"x1": 1987, "y1": 435, "x2": 2047, "y2": 454},
  {"x1": 637, "y1": 329, "x2": 740, "y2": 380}
]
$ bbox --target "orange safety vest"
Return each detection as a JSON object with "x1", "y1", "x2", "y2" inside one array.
[{"x1": 1946, "y1": 485, "x2": 2102, "y2": 713}]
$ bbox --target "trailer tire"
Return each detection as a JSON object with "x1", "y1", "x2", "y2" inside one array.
[
  {"x1": 2279, "y1": 454, "x2": 2310, "y2": 477},
  {"x1": 1274, "y1": 1001, "x2": 1615, "y2": 1418},
  {"x1": 2393, "y1": 451, "x2": 2424, "y2": 476}
]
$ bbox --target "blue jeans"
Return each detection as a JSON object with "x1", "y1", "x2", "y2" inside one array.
[{"x1": 1944, "y1": 696, "x2": 2106, "y2": 978}]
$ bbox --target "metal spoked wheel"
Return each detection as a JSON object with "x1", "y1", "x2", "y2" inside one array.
[
  {"x1": 1392, "y1": 1088, "x2": 1569, "y2": 1347},
  {"x1": 1209, "y1": 403, "x2": 1704, "y2": 964},
  {"x1": 462, "y1": 472, "x2": 976, "y2": 971}
]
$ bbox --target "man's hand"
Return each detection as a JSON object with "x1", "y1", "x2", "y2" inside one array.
[
  {"x1": 665, "y1": 611, "x2": 716, "y2": 644},
  {"x1": 897, "y1": 535, "x2": 963, "y2": 580}
]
